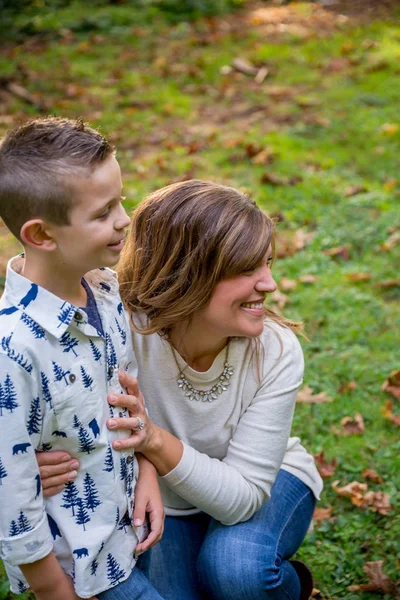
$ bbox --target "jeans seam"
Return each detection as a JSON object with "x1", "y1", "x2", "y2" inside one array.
[{"x1": 273, "y1": 487, "x2": 311, "y2": 567}]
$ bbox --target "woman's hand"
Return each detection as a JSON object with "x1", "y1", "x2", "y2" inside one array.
[
  {"x1": 134, "y1": 455, "x2": 165, "y2": 554},
  {"x1": 36, "y1": 451, "x2": 80, "y2": 497},
  {"x1": 107, "y1": 371, "x2": 161, "y2": 454}
]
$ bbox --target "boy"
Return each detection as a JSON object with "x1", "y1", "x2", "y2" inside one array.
[{"x1": 0, "y1": 118, "x2": 163, "y2": 600}]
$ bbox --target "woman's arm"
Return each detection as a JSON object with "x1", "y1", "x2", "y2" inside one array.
[{"x1": 109, "y1": 333, "x2": 304, "y2": 525}]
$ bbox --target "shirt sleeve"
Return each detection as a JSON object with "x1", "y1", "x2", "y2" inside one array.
[
  {"x1": 0, "y1": 355, "x2": 53, "y2": 566},
  {"x1": 161, "y1": 329, "x2": 304, "y2": 525}
]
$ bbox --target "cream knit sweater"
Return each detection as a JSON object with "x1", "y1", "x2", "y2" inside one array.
[{"x1": 132, "y1": 320, "x2": 323, "y2": 526}]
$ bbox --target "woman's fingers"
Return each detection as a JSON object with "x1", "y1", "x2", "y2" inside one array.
[
  {"x1": 43, "y1": 484, "x2": 66, "y2": 498},
  {"x1": 108, "y1": 392, "x2": 141, "y2": 414},
  {"x1": 118, "y1": 370, "x2": 140, "y2": 396},
  {"x1": 39, "y1": 459, "x2": 80, "y2": 488},
  {"x1": 36, "y1": 450, "x2": 72, "y2": 468}
]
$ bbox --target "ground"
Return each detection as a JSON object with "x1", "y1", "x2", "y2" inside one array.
[{"x1": 0, "y1": 1, "x2": 399, "y2": 598}]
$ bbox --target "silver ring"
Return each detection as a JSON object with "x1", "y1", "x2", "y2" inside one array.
[{"x1": 132, "y1": 416, "x2": 145, "y2": 431}]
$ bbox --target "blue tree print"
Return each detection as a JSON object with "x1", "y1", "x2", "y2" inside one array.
[
  {"x1": 3, "y1": 374, "x2": 19, "y2": 413},
  {"x1": 61, "y1": 481, "x2": 80, "y2": 516},
  {"x1": 73, "y1": 414, "x2": 81, "y2": 429},
  {"x1": 52, "y1": 361, "x2": 70, "y2": 385},
  {"x1": 75, "y1": 498, "x2": 91, "y2": 531},
  {"x1": 9, "y1": 520, "x2": 19, "y2": 536},
  {"x1": 91, "y1": 558, "x2": 99, "y2": 576},
  {"x1": 40, "y1": 371, "x2": 52, "y2": 408},
  {"x1": 83, "y1": 473, "x2": 102, "y2": 512},
  {"x1": 18, "y1": 511, "x2": 32, "y2": 533},
  {"x1": 78, "y1": 426, "x2": 96, "y2": 454},
  {"x1": 60, "y1": 332, "x2": 79, "y2": 357},
  {"x1": 80, "y1": 366, "x2": 93, "y2": 391},
  {"x1": 47, "y1": 514, "x2": 62, "y2": 540},
  {"x1": 20, "y1": 313, "x2": 46, "y2": 339},
  {"x1": 119, "y1": 457, "x2": 127, "y2": 482},
  {"x1": 115, "y1": 507, "x2": 120, "y2": 526},
  {"x1": 1, "y1": 335, "x2": 33, "y2": 374},
  {"x1": 114, "y1": 318, "x2": 127, "y2": 346},
  {"x1": 105, "y1": 334, "x2": 117, "y2": 381},
  {"x1": 0, "y1": 382, "x2": 4, "y2": 416},
  {"x1": 26, "y1": 397, "x2": 42, "y2": 435},
  {"x1": 103, "y1": 445, "x2": 114, "y2": 472},
  {"x1": 17, "y1": 580, "x2": 28, "y2": 593},
  {"x1": 117, "y1": 302, "x2": 123, "y2": 315},
  {"x1": 0, "y1": 457, "x2": 7, "y2": 485},
  {"x1": 89, "y1": 339, "x2": 102, "y2": 363},
  {"x1": 118, "y1": 511, "x2": 131, "y2": 534},
  {"x1": 106, "y1": 553, "x2": 126, "y2": 585},
  {"x1": 57, "y1": 304, "x2": 73, "y2": 328}
]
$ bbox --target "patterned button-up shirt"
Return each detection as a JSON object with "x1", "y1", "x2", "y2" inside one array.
[{"x1": 0, "y1": 256, "x2": 140, "y2": 598}]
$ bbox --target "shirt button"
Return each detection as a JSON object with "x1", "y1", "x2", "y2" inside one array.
[
  {"x1": 108, "y1": 366, "x2": 114, "y2": 378},
  {"x1": 126, "y1": 456, "x2": 133, "y2": 464},
  {"x1": 75, "y1": 311, "x2": 83, "y2": 321},
  {"x1": 69, "y1": 373, "x2": 76, "y2": 384}
]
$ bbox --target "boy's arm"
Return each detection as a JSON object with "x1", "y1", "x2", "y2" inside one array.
[
  {"x1": 133, "y1": 454, "x2": 164, "y2": 554},
  {"x1": 20, "y1": 553, "x2": 98, "y2": 600}
]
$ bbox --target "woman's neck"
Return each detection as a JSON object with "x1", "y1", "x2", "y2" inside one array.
[{"x1": 169, "y1": 324, "x2": 228, "y2": 372}]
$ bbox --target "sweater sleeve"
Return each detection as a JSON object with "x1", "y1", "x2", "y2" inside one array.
[
  {"x1": 161, "y1": 328, "x2": 304, "y2": 525},
  {"x1": 0, "y1": 356, "x2": 53, "y2": 566}
]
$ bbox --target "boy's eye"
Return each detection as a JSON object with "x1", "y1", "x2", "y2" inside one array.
[{"x1": 98, "y1": 208, "x2": 111, "y2": 220}]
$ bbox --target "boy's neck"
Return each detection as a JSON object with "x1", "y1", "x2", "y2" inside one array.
[{"x1": 21, "y1": 253, "x2": 88, "y2": 307}]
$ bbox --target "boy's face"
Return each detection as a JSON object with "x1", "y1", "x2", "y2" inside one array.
[{"x1": 50, "y1": 154, "x2": 130, "y2": 275}]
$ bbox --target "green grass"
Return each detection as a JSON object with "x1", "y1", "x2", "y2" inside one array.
[{"x1": 1, "y1": 2, "x2": 400, "y2": 598}]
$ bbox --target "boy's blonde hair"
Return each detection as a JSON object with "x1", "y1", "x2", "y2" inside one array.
[
  {"x1": 118, "y1": 179, "x2": 301, "y2": 337},
  {"x1": 0, "y1": 117, "x2": 113, "y2": 240}
]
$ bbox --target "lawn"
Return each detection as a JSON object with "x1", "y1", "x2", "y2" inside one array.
[{"x1": 0, "y1": 1, "x2": 399, "y2": 598}]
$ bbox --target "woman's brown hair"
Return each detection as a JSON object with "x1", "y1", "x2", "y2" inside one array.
[{"x1": 118, "y1": 179, "x2": 302, "y2": 338}]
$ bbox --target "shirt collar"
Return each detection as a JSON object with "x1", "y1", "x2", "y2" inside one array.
[{"x1": 3, "y1": 256, "x2": 120, "y2": 339}]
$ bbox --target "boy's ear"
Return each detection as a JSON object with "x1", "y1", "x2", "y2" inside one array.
[{"x1": 20, "y1": 219, "x2": 57, "y2": 251}]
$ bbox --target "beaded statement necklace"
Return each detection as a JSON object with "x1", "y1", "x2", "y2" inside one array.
[{"x1": 171, "y1": 342, "x2": 234, "y2": 402}]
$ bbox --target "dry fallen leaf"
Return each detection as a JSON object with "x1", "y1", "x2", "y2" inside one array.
[
  {"x1": 313, "y1": 506, "x2": 333, "y2": 523},
  {"x1": 380, "y1": 231, "x2": 400, "y2": 251},
  {"x1": 345, "y1": 273, "x2": 371, "y2": 282},
  {"x1": 374, "y1": 279, "x2": 400, "y2": 289},
  {"x1": 314, "y1": 451, "x2": 337, "y2": 478},
  {"x1": 333, "y1": 481, "x2": 391, "y2": 515},
  {"x1": 347, "y1": 560, "x2": 396, "y2": 594},
  {"x1": 333, "y1": 413, "x2": 365, "y2": 436},
  {"x1": 362, "y1": 468, "x2": 383, "y2": 484},
  {"x1": 232, "y1": 57, "x2": 258, "y2": 76},
  {"x1": 383, "y1": 178, "x2": 397, "y2": 193},
  {"x1": 381, "y1": 400, "x2": 400, "y2": 427},
  {"x1": 338, "y1": 381, "x2": 357, "y2": 393},
  {"x1": 269, "y1": 290, "x2": 290, "y2": 310},
  {"x1": 379, "y1": 123, "x2": 399, "y2": 135},
  {"x1": 279, "y1": 278, "x2": 297, "y2": 291},
  {"x1": 323, "y1": 246, "x2": 350, "y2": 260},
  {"x1": 381, "y1": 369, "x2": 400, "y2": 402},
  {"x1": 299, "y1": 274, "x2": 317, "y2": 284},
  {"x1": 275, "y1": 229, "x2": 314, "y2": 258},
  {"x1": 251, "y1": 147, "x2": 276, "y2": 165},
  {"x1": 297, "y1": 385, "x2": 332, "y2": 404},
  {"x1": 344, "y1": 185, "x2": 368, "y2": 197}
]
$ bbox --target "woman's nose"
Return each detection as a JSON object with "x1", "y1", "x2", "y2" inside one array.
[{"x1": 255, "y1": 267, "x2": 277, "y2": 294}]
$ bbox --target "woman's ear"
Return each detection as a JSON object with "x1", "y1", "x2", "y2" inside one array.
[{"x1": 20, "y1": 219, "x2": 57, "y2": 252}]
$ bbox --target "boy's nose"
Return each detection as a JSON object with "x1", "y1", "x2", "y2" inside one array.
[{"x1": 115, "y1": 205, "x2": 131, "y2": 230}]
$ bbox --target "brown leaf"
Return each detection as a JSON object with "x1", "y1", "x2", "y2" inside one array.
[
  {"x1": 275, "y1": 229, "x2": 314, "y2": 259},
  {"x1": 347, "y1": 560, "x2": 396, "y2": 594},
  {"x1": 297, "y1": 385, "x2": 332, "y2": 404},
  {"x1": 279, "y1": 278, "x2": 297, "y2": 291},
  {"x1": 361, "y1": 491, "x2": 391, "y2": 515},
  {"x1": 381, "y1": 369, "x2": 400, "y2": 401},
  {"x1": 254, "y1": 66, "x2": 269, "y2": 84},
  {"x1": 251, "y1": 148, "x2": 276, "y2": 165},
  {"x1": 314, "y1": 451, "x2": 337, "y2": 478},
  {"x1": 374, "y1": 279, "x2": 400, "y2": 289},
  {"x1": 323, "y1": 246, "x2": 350, "y2": 260},
  {"x1": 380, "y1": 123, "x2": 399, "y2": 135},
  {"x1": 232, "y1": 57, "x2": 258, "y2": 76},
  {"x1": 381, "y1": 400, "x2": 400, "y2": 427},
  {"x1": 380, "y1": 231, "x2": 400, "y2": 251},
  {"x1": 383, "y1": 179, "x2": 397, "y2": 193},
  {"x1": 269, "y1": 290, "x2": 290, "y2": 310},
  {"x1": 338, "y1": 381, "x2": 357, "y2": 393},
  {"x1": 362, "y1": 469, "x2": 383, "y2": 484},
  {"x1": 261, "y1": 172, "x2": 288, "y2": 186},
  {"x1": 334, "y1": 413, "x2": 365, "y2": 436},
  {"x1": 313, "y1": 506, "x2": 333, "y2": 523},
  {"x1": 332, "y1": 480, "x2": 368, "y2": 505},
  {"x1": 298, "y1": 274, "x2": 317, "y2": 284},
  {"x1": 345, "y1": 273, "x2": 371, "y2": 282}
]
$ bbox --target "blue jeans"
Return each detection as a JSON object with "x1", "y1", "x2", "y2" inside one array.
[
  {"x1": 98, "y1": 567, "x2": 165, "y2": 600},
  {"x1": 137, "y1": 470, "x2": 316, "y2": 600}
]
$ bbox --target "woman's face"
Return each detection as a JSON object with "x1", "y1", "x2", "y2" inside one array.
[{"x1": 196, "y1": 247, "x2": 277, "y2": 340}]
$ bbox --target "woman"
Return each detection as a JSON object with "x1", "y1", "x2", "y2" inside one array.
[{"x1": 39, "y1": 180, "x2": 323, "y2": 600}]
